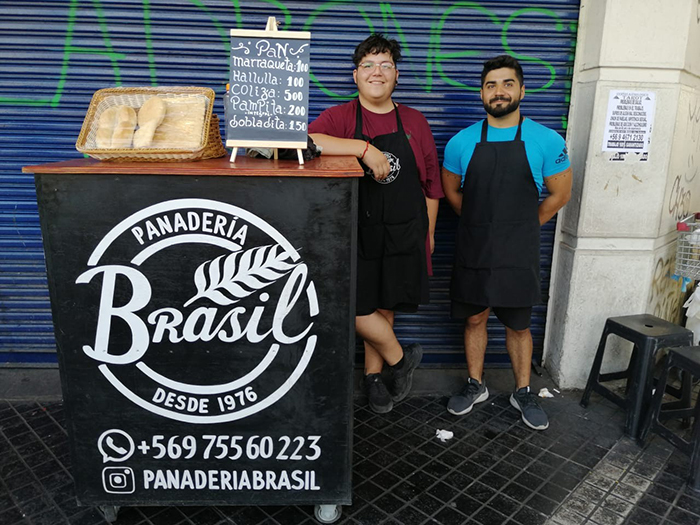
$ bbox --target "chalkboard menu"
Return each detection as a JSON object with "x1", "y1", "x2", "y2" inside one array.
[
  {"x1": 31, "y1": 162, "x2": 357, "y2": 510},
  {"x1": 226, "y1": 29, "x2": 311, "y2": 149}
]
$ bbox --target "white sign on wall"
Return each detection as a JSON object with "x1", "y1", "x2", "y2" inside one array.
[{"x1": 602, "y1": 90, "x2": 656, "y2": 153}]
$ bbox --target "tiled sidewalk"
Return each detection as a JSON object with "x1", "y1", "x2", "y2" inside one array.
[{"x1": 1, "y1": 390, "x2": 700, "y2": 525}]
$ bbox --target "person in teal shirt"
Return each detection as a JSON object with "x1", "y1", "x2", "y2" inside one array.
[{"x1": 441, "y1": 55, "x2": 572, "y2": 431}]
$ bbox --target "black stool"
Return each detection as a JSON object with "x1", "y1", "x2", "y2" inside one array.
[
  {"x1": 580, "y1": 314, "x2": 693, "y2": 438},
  {"x1": 639, "y1": 346, "x2": 700, "y2": 489}
]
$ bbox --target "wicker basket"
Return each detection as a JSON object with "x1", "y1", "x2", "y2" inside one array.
[{"x1": 76, "y1": 86, "x2": 226, "y2": 161}]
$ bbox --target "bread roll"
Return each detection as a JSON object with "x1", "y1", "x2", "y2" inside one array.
[
  {"x1": 95, "y1": 107, "x2": 119, "y2": 148},
  {"x1": 133, "y1": 96, "x2": 166, "y2": 148},
  {"x1": 151, "y1": 97, "x2": 206, "y2": 150},
  {"x1": 110, "y1": 106, "x2": 137, "y2": 149},
  {"x1": 95, "y1": 105, "x2": 137, "y2": 148}
]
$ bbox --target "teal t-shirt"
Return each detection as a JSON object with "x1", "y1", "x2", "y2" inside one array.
[{"x1": 443, "y1": 118, "x2": 570, "y2": 194}]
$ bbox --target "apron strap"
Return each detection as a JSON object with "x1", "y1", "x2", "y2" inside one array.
[
  {"x1": 393, "y1": 103, "x2": 404, "y2": 134},
  {"x1": 514, "y1": 116, "x2": 524, "y2": 141},
  {"x1": 354, "y1": 99, "x2": 365, "y2": 140}
]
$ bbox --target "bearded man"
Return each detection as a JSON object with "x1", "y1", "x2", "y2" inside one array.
[{"x1": 441, "y1": 55, "x2": 572, "y2": 430}]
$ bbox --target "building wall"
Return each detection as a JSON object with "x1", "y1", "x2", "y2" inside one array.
[
  {"x1": 0, "y1": 0, "x2": 580, "y2": 366},
  {"x1": 545, "y1": 0, "x2": 700, "y2": 388}
]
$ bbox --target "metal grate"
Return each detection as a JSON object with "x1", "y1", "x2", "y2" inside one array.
[{"x1": 675, "y1": 214, "x2": 700, "y2": 281}]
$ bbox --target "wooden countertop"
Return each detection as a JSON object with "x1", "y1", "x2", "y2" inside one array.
[{"x1": 23, "y1": 155, "x2": 364, "y2": 178}]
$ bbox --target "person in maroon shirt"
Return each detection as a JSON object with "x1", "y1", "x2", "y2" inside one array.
[{"x1": 309, "y1": 34, "x2": 443, "y2": 414}]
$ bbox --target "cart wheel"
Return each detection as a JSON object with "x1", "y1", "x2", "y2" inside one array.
[
  {"x1": 314, "y1": 504, "x2": 341, "y2": 523},
  {"x1": 98, "y1": 505, "x2": 120, "y2": 523}
]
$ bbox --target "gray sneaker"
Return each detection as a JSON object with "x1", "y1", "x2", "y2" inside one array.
[
  {"x1": 447, "y1": 377, "x2": 489, "y2": 415},
  {"x1": 364, "y1": 373, "x2": 393, "y2": 414},
  {"x1": 388, "y1": 343, "x2": 423, "y2": 402},
  {"x1": 510, "y1": 386, "x2": 549, "y2": 430}
]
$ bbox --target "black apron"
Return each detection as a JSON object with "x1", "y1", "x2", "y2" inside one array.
[
  {"x1": 354, "y1": 100, "x2": 429, "y2": 315},
  {"x1": 451, "y1": 117, "x2": 541, "y2": 307}
]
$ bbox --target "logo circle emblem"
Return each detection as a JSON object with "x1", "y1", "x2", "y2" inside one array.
[
  {"x1": 76, "y1": 198, "x2": 318, "y2": 424},
  {"x1": 368, "y1": 151, "x2": 401, "y2": 184}
]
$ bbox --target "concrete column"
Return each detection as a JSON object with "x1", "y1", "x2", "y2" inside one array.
[{"x1": 544, "y1": 0, "x2": 700, "y2": 388}]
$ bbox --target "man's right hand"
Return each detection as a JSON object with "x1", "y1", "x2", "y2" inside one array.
[
  {"x1": 362, "y1": 144, "x2": 391, "y2": 181},
  {"x1": 309, "y1": 133, "x2": 391, "y2": 181}
]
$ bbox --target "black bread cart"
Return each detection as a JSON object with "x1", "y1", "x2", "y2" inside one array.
[{"x1": 23, "y1": 156, "x2": 361, "y2": 523}]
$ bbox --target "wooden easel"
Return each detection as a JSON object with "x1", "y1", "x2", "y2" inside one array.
[{"x1": 229, "y1": 17, "x2": 305, "y2": 165}]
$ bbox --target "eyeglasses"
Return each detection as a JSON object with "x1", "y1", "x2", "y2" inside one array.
[{"x1": 359, "y1": 61, "x2": 396, "y2": 71}]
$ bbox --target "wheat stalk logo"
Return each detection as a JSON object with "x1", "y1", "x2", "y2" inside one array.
[{"x1": 184, "y1": 245, "x2": 298, "y2": 307}]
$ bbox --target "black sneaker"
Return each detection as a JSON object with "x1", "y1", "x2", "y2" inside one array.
[
  {"x1": 447, "y1": 377, "x2": 489, "y2": 415},
  {"x1": 510, "y1": 386, "x2": 549, "y2": 430},
  {"x1": 364, "y1": 373, "x2": 393, "y2": 414},
  {"x1": 387, "y1": 343, "x2": 423, "y2": 402}
]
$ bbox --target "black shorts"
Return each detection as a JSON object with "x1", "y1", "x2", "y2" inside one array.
[
  {"x1": 451, "y1": 301, "x2": 532, "y2": 330},
  {"x1": 356, "y1": 302, "x2": 419, "y2": 317}
]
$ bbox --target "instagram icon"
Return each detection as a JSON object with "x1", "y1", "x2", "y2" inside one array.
[{"x1": 102, "y1": 467, "x2": 135, "y2": 494}]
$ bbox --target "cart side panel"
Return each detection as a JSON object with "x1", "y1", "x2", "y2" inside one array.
[{"x1": 35, "y1": 172, "x2": 356, "y2": 506}]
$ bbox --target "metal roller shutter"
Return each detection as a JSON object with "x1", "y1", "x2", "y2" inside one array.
[{"x1": 0, "y1": 0, "x2": 579, "y2": 367}]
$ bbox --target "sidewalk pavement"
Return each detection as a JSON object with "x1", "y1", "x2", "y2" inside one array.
[{"x1": 1, "y1": 369, "x2": 700, "y2": 525}]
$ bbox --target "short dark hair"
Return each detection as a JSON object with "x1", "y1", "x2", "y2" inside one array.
[
  {"x1": 481, "y1": 55, "x2": 524, "y2": 87},
  {"x1": 352, "y1": 33, "x2": 402, "y2": 67}
]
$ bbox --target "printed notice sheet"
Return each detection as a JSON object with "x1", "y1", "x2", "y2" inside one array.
[{"x1": 602, "y1": 90, "x2": 655, "y2": 153}]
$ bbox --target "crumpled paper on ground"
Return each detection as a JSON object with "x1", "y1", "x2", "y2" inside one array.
[
  {"x1": 435, "y1": 429, "x2": 454, "y2": 442},
  {"x1": 538, "y1": 387, "x2": 554, "y2": 398}
]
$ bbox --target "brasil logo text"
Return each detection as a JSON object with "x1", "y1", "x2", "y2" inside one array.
[{"x1": 76, "y1": 198, "x2": 318, "y2": 424}]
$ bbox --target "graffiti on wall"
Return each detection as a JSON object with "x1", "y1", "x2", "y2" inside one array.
[
  {"x1": 685, "y1": 97, "x2": 700, "y2": 187},
  {"x1": 0, "y1": 0, "x2": 576, "y2": 108},
  {"x1": 668, "y1": 97, "x2": 699, "y2": 221},
  {"x1": 648, "y1": 253, "x2": 685, "y2": 324},
  {"x1": 655, "y1": 95, "x2": 700, "y2": 322},
  {"x1": 668, "y1": 175, "x2": 693, "y2": 221}
]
